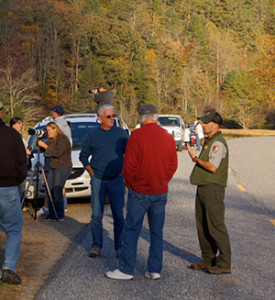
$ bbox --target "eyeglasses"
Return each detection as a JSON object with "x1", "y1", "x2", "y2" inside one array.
[{"x1": 104, "y1": 114, "x2": 115, "y2": 119}]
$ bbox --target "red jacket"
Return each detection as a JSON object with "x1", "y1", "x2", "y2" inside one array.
[{"x1": 123, "y1": 123, "x2": 178, "y2": 194}]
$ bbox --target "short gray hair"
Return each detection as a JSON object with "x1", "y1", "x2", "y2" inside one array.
[
  {"x1": 97, "y1": 105, "x2": 114, "y2": 117},
  {"x1": 139, "y1": 113, "x2": 158, "y2": 124}
]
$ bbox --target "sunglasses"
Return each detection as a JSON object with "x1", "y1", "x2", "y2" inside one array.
[{"x1": 104, "y1": 114, "x2": 115, "y2": 119}]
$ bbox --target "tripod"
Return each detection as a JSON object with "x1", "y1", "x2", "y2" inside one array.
[{"x1": 21, "y1": 146, "x2": 58, "y2": 221}]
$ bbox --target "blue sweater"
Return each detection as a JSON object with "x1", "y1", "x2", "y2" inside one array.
[{"x1": 79, "y1": 126, "x2": 129, "y2": 180}]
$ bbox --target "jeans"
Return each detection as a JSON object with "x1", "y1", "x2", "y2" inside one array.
[
  {"x1": 47, "y1": 167, "x2": 72, "y2": 219},
  {"x1": 0, "y1": 186, "x2": 24, "y2": 272},
  {"x1": 90, "y1": 175, "x2": 125, "y2": 251},
  {"x1": 119, "y1": 189, "x2": 167, "y2": 275},
  {"x1": 43, "y1": 156, "x2": 67, "y2": 211}
]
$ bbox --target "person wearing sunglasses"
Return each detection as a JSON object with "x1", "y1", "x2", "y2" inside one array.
[{"x1": 79, "y1": 104, "x2": 129, "y2": 259}]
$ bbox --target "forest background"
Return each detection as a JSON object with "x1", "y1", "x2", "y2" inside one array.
[{"x1": 0, "y1": 0, "x2": 274, "y2": 129}]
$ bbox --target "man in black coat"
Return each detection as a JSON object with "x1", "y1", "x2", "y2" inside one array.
[{"x1": 0, "y1": 102, "x2": 27, "y2": 284}]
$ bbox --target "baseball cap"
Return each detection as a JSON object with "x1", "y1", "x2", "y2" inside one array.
[
  {"x1": 138, "y1": 104, "x2": 158, "y2": 115},
  {"x1": 197, "y1": 111, "x2": 223, "y2": 125},
  {"x1": 49, "y1": 105, "x2": 64, "y2": 115},
  {"x1": 0, "y1": 101, "x2": 5, "y2": 109}
]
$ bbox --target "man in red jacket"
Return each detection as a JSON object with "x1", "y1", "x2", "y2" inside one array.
[{"x1": 106, "y1": 104, "x2": 178, "y2": 280}]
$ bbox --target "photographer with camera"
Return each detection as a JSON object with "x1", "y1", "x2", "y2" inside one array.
[
  {"x1": 0, "y1": 102, "x2": 27, "y2": 284},
  {"x1": 37, "y1": 122, "x2": 72, "y2": 221},
  {"x1": 31, "y1": 105, "x2": 72, "y2": 216},
  {"x1": 89, "y1": 83, "x2": 113, "y2": 111}
]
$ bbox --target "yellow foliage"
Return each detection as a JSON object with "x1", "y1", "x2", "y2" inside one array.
[
  {"x1": 147, "y1": 49, "x2": 157, "y2": 59},
  {"x1": 22, "y1": 41, "x2": 30, "y2": 49},
  {"x1": 21, "y1": 24, "x2": 38, "y2": 31}
]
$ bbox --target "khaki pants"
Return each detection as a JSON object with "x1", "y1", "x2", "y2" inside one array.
[{"x1": 195, "y1": 184, "x2": 231, "y2": 268}]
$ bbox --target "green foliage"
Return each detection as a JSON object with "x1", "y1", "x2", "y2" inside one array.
[
  {"x1": 223, "y1": 69, "x2": 266, "y2": 128},
  {"x1": 0, "y1": 0, "x2": 273, "y2": 127}
]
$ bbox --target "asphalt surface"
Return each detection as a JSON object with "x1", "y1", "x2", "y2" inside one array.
[{"x1": 35, "y1": 136, "x2": 275, "y2": 300}]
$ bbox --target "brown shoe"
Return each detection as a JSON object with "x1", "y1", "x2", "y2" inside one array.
[
  {"x1": 89, "y1": 248, "x2": 101, "y2": 258},
  {"x1": 190, "y1": 261, "x2": 211, "y2": 270},
  {"x1": 1, "y1": 269, "x2": 22, "y2": 284},
  {"x1": 206, "y1": 266, "x2": 231, "y2": 274}
]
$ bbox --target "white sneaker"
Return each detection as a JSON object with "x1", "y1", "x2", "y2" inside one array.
[
  {"x1": 37, "y1": 207, "x2": 49, "y2": 216},
  {"x1": 145, "y1": 271, "x2": 161, "y2": 280},
  {"x1": 105, "y1": 269, "x2": 133, "y2": 280}
]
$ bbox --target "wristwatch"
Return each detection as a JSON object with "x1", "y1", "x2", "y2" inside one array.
[{"x1": 192, "y1": 156, "x2": 198, "y2": 162}]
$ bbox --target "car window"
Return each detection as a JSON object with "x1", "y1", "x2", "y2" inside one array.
[
  {"x1": 28, "y1": 122, "x2": 101, "y2": 151},
  {"x1": 71, "y1": 122, "x2": 100, "y2": 149},
  {"x1": 158, "y1": 117, "x2": 180, "y2": 126}
]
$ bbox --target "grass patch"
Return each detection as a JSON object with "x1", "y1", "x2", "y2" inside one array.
[{"x1": 221, "y1": 129, "x2": 275, "y2": 137}]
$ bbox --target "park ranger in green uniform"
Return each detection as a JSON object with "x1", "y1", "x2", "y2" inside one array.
[{"x1": 187, "y1": 111, "x2": 231, "y2": 275}]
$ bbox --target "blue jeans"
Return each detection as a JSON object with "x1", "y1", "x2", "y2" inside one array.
[
  {"x1": 47, "y1": 167, "x2": 72, "y2": 219},
  {"x1": 0, "y1": 186, "x2": 24, "y2": 272},
  {"x1": 90, "y1": 175, "x2": 125, "y2": 251},
  {"x1": 119, "y1": 189, "x2": 167, "y2": 275},
  {"x1": 44, "y1": 156, "x2": 67, "y2": 210}
]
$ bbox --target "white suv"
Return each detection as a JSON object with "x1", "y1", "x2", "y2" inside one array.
[
  {"x1": 158, "y1": 114, "x2": 185, "y2": 151},
  {"x1": 25, "y1": 113, "x2": 130, "y2": 199}
]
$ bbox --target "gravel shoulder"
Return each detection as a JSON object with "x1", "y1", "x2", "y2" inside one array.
[{"x1": 0, "y1": 201, "x2": 91, "y2": 300}]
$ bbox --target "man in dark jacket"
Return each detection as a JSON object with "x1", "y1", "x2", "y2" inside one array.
[
  {"x1": 0, "y1": 102, "x2": 27, "y2": 284},
  {"x1": 92, "y1": 83, "x2": 113, "y2": 108}
]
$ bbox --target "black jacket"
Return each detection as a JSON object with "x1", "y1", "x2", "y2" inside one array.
[{"x1": 0, "y1": 119, "x2": 27, "y2": 187}]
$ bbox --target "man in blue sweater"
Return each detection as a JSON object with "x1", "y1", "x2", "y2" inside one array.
[{"x1": 79, "y1": 105, "x2": 129, "y2": 258}]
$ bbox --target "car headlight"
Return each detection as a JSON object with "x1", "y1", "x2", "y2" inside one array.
[{"x1": 174, "y1": 131, "x2": 182, "y2": 137}]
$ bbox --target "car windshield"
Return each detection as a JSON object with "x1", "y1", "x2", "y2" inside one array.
[
  {"x1": 71, "y1": 122, "x2": 99, "y2": 149},
  {"x1": 158, "y1": 117, "x2": 180, "y2": 127},
  {"x1": 28, "y1": 122, "x2": 100, "y2": 152}
]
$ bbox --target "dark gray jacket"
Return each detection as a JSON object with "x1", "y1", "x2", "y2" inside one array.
[{"x1": 93, "y1": 90, "x2": 113, "y2": 107}]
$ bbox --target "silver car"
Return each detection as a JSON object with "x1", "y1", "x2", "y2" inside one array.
[{"x1": 25, "y1": 113, "x2": 130, "y2": 200}]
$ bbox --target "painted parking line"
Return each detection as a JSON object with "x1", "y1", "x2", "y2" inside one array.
[
  {"x1": 270, "y1": 220, "x2": 275, "y2": 226},
  {"x1": 237, "y1": 184, "x2": 246, "y2": 192}
]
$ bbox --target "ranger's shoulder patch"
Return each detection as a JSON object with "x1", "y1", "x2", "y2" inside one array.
[{"x1": 213, "y1": 145, "x2": 220, "y2": 153}]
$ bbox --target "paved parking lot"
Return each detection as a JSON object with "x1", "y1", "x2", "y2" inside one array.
[{"x1": 35, "y1": 137, "x2": 275, "y2": 300}]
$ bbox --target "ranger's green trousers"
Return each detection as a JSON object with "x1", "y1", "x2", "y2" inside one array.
[{"x1": 195, "y1": 184, "x2": 231, "y2": 268}]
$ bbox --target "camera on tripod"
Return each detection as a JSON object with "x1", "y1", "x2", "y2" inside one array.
[
  {"x1": 23, "y1": 127, "x2": 58, "y2": 221},
  {"x1": 28, "y1": 128, "x2": 47, "y2": 139}
]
